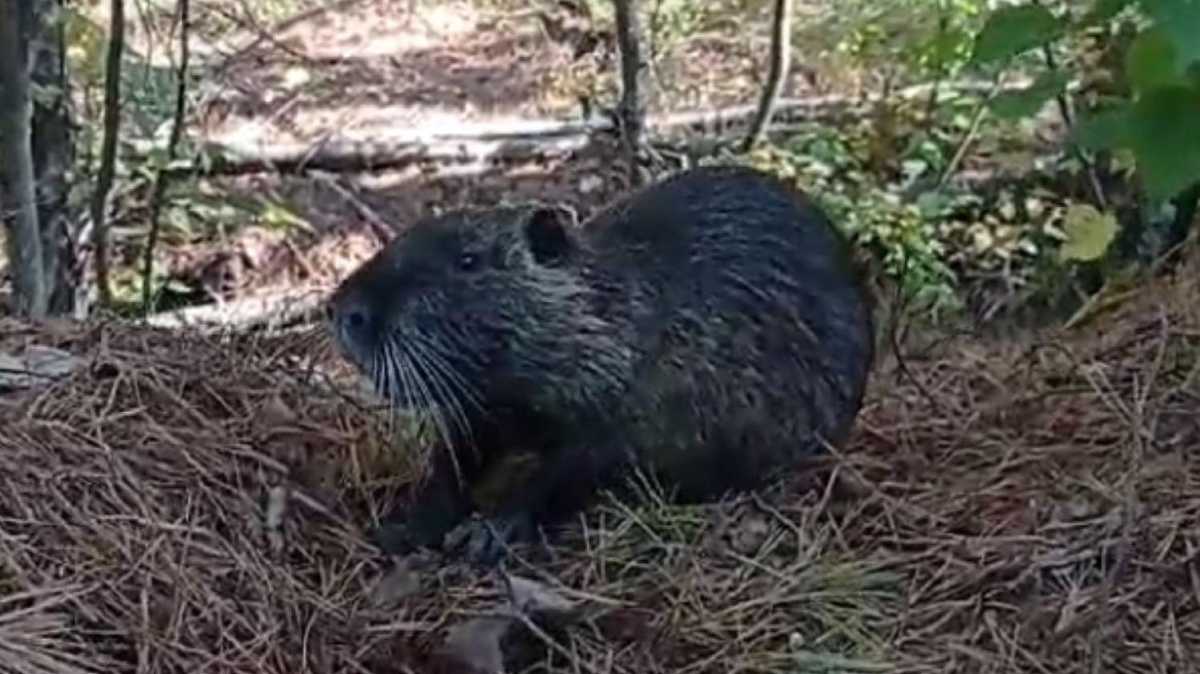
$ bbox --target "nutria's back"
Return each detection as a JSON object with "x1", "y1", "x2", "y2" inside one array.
[
  {"x1": 329, "y1": 164, "x2": 874, "y2": 565},
  {"x1": 575, "y1": 165, "x2": 874, "y2": 497}
]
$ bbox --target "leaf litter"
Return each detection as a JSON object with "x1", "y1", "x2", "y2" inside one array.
[{"x1": 0, "y1": 252, "x2": 1198, "y2": 673}]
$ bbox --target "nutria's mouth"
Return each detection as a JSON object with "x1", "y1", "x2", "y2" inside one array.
[{"x1": 333, "y1": 318, "x2": 486, "y2": 449}]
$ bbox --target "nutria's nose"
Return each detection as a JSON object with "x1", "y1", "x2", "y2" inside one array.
[
  {"x1": 328, "y1": 292, "x2": 374, "y2": 345},
  {"x1": 340, "y1": 306, "x2": 368, "y2": 330}
]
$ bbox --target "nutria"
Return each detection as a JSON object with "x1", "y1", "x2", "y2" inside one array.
[{"x1": 328, "y1": 164, "x2": 874, "y2": 566}]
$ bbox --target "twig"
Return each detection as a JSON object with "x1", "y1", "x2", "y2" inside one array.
[
  {"x1": 921, "y1": 14, "x2": 950, "y2": 128},
  {"x1": 1040, "y1": 42, "x2": 1107, "y2": 210},
  {"x1": 937, "y1": 75, "x2": 1002, "y2": 189},
  {"x1": 209, "y1": 2, "x2": 318, "y2": 66},
  {"x1": 308, "y1": 171, "x2": 395, "y2": 243}
]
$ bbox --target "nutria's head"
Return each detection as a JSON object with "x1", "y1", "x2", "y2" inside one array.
[{"x1": 328, "y1": 204, "x2": 628, "y2": 433}]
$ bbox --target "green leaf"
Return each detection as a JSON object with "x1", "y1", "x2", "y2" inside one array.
[
  {"x1": 1140, "y1": 0, "x2": 1200, "y2": 69},
  {"x1": 929, "y1": 24, "x2": 971, "y2": 67},
  {"x1": 1058, "y1": 204, "x2": 1119, "y2": 262},
  {"x1": 969, "y1": 5, "x2": 1064, "y2": 66},
  {"x1": 1125, "y1": 27, "x2": 1182, "y2": 92},
  {"x1": 987, "y1": 71, "x2": 1070, "y2": 119},
  {"x1": 1072, "y1": 105, "x2": 1133, "y2": 151},
  {"x1": 259, "y1": 200, "x2": 315, "y2": 233},
  {"x1": 1125, "y1": 84, "x2": 1200, "y2": 201}
]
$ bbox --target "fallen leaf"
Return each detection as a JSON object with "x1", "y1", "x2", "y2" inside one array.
[
  {"x1": 371, "y1": 557, "x2": 424, "y2": 607},
  {"x1": 438, "y1": 615, "x2": 513, "y2": 674},
  {"x1": 1059, "y1": 203, "x2": 1119, "y2": 262},
  {"x1": 504, "y1": 574, "x2": 578, "y2": 622}
]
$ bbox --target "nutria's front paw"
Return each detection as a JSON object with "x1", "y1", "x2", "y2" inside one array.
[
  {"x1": 369, "y1": 519, "x2": 422, "y2": 555},
  {"x1": 370, "y1": 500, "x2": 466, "y2": 556},
  {"x1": 455, "y1": 512, "x2": 535, "y2": 568}
]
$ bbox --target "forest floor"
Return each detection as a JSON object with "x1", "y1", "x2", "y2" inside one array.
[
  {"x1": 94, "y1": 0, "x2": 830, "y2": 316},
  {"x1": 1, "y1": 0, "x2": 1199, "y2": 673}
]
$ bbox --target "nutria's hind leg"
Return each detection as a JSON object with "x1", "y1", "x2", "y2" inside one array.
[{"x1": 457, "y1": 440, "x2": 636, "y2": 568}]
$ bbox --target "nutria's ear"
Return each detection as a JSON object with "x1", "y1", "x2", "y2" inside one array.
[{"x1": 523, "y1": 204, "x2": 578, "y2": 266}]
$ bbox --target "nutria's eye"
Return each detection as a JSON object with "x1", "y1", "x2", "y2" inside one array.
[{"x1": 459, "y1": 252, "x2": 480, "y2": 271}]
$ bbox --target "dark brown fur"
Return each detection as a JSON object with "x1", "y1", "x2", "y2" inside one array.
[{"x1": 328, "y1": 165, "x2": 874, "y2": 566}]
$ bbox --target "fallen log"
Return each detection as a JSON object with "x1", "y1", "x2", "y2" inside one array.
[
  {"x1": 144, "y1": 287, "x2": 327, "y2": 332},
  {"x1": 160, "y1": 79, "x2": 1024, "y2": 178}
]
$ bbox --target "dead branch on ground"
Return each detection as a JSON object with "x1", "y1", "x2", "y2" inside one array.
[
  {"x1": 144, "y1": 286, "x2": 327, "y2": 332},
  {"x1": 162, "y1": 80, "x2": 1017, "y2": 178}
]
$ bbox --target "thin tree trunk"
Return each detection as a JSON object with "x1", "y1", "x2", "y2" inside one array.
[
  {"x1": 30, "y1": 0, "x2": 79, "y2": 316},
  {"x1": 90, "y1": 0, "x2": 126, "y2": 308},
  {"x1": 0, "y1": 0, "x2": 49, "y2": 318},
  {"x1": 613, "y1": 0, "x2": 646, "y2": 186},
  {"x1": 142, "y1": 0, "x2": 191, "y2": 314},
  {"x1": 743, "y1": 0, "x2": 793, "y2": 152}
]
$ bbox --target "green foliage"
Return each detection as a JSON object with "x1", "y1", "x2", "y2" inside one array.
[
  {"x1": 647, "y1": 0, "x2": 713, "y2": 49},
  {"x1": 968, "y1": 0, "x2": 1200, "y2": 227},
  {"x1": 799, "y1": 0, "x2": 989, "y2": 81},
  {"x1": 1124, "y1": 27, "x2": 1184, "y2": 92},
  {"x1": 1117, "y1": 86, "x2": 1200, "y2": 201},
  {"x1": 63, "y1": 7, "x2": 107, "y2": 88},
  {"x1": 968, "y1": 4, "x2": 1064, "y2": 67},
  {"x1": 987, "y1": 71, "x2": 1070, "y2": 119},
  {"x1": 743, "y1": 127, "x2": 960, "y2": 313},
  {"x1": 1141, "y1": 0, "x2": 1200, "y2": 65}
]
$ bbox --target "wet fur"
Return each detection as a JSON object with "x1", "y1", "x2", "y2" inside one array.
[{"x1": 328, "y1": 165, "x2": 874, "y2": 565}]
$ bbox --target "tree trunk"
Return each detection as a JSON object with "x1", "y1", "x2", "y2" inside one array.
[
  {"x1": 90, "y1": 0, "x2": 125, "y2": 308},
  {"x1": 30, "y1": 0, "x2": 80, "y2": 316},
  {"x1": 612, "y1": 0, "x2": 646, "y2": 186},
  {"x1": 142, "y1": 0, "x2": 191, "y2": 313},
  {"x1": 0, "y1": 0, "x2": 49, "y2": 318},
  {"x1": 743, "y1": 0, "x2": 793, "y2": 152}
]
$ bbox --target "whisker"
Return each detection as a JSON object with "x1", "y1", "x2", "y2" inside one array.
[
  {"x1": 385, "y1": 336, "x2": 428, "y2": 440},
  {"x1": 415, "y1": 331, "x2": 485, "y2": 412},
  {"x1": 395, "y1": 336, "x2": 457, "y2": 463},
  {"x1": 376, "y1": 339, "x2": 404, "y2": 433},
  {"x1": 401, "y1": 340, "x2": 460, "y2": 450},
  {"x1": 407, "y1": 335, "x2": 477, "y2": 454}
]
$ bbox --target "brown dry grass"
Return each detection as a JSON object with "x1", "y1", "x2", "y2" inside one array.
[{"x1": 1, "y1": 257, "x2": 1198, "y2": 673}]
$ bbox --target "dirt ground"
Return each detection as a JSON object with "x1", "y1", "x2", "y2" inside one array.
[{"x1": 92, "y1": 0, "x2": 829, "y2": 313}]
